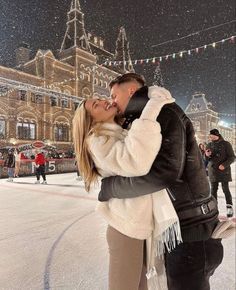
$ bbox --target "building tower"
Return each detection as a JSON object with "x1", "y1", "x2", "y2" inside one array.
[
  {"x1": 113, "y1": 27, "x2": 134, "y2": 73},
  {"x1": 15, "y1": 42, "x2": 31, "y2": 67},
  {"x1": 60, "y1": 0, "x2": 91, "y2": 52}
]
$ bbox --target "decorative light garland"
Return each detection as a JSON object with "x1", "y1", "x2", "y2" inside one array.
[
  {"x1": 104, "y1": 35, "x2": 235, "y2": 67},
  {"x1": 218, "y1": 112, "x2": 236, "y2": 117}
]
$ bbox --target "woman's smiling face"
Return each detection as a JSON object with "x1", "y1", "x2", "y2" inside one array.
[{"x1": 84, "y1": 98, "x2": 118, "y2": 123}]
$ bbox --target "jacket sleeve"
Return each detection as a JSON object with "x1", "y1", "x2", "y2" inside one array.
[
  {"x1": 98, "y1": 168, "x2": 171, "y2": 201},
  {"x1": 88, "y1": 119, "x2": 162, "y2": 177},
  {"x1": 221, "y1": 142, "x2": 236, "y2": 168}
]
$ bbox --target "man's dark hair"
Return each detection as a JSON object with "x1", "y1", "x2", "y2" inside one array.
[{"x1": 109, "y1": 73, "x2": 146, "y2": 89}]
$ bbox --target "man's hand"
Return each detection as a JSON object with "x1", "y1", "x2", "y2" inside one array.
[
  {"x1": 98, "y1": 178, "x2": 113, "y2": 202},
  {"x1": 98, "y1": 191, "x2": 111, "y2": 202},
  {"x1": 219, "y1": 164, "x2": 225, "y2": 171},
  {"x1": 205, "y1": 149, "x2": 212, "y2": 157}
]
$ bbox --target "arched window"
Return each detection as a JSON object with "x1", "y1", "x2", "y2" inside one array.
[
  {"x1": 0, "y1": 117, "x2": 6, "y2": 139},
  {"x1": 17, "y1": 120, "x2": 36, "y2": 140},
  {"x1": 54, "y1": 124, "x2": 69, "y2": 142}
]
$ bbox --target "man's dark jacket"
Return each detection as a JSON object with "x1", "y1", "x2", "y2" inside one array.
[
  {"x1": 206, "y1": 137, "x2": 235, "y2": 183},
  {"x1": 99, "y1": 86, "x2": 219, "y2": 242}
]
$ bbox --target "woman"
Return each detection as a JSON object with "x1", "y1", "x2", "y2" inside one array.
[
  {"x1": 73, "y1": 86, "x2": 182, "y2": 290},
  {"x1": 14, "y1": 148, "x2": 21, "y2": 177}
]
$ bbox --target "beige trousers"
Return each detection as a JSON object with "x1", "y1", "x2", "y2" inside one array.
[
  {"x1": 14, "y1": 161, "x2": 20, "y2": 176},
  {"x1": 106, "y1": 225, "x2": 148, "y2": 290}
]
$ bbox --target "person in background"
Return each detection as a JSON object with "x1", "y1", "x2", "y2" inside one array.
[
  {"x1": 35, "y1": 150, "x2": 47, "y2": 184},
  {"x1": 199, "y1": 143, "x2": 209, "y2": 175},
  {"x1": 206, "y1": 129, "x2": 235, "y2": 218},
  {"x1": 14, "y1": 148, "x2": 21, "y2": 177},
  {"x1": 75, "y1": 160, "x2": 83, "y2": 181},
  {"x1": 4, "y1": 149, "x2": 15, "y2": 182}
]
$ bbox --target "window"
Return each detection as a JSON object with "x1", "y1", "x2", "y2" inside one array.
[
  {"x1": 18, "y1": 90, "x2": 27, "y2": 101},
  {"x1": 32, "y1": 94, "x2": 43, "y2": 104},
  {"x1": 61, "y1": 98, "x2": 69, "y2": 108},
  {"x1": 17, "y1": 122, "x2": 36, "y2": 140},
  {"x1": 0, "y1": 118, "x2": 6, "y2": 139},
  {"x1": 196, "y1": 103, "x2": 201, "y2": 110},
  {"x1": 35, "y1": 94, "x2": 43, "y2": 104},
  {"x1": 191, "y1": 104, "x2": 196, "y2": 111},
  {"x1": 50, "y1": 97, "x2": 57, "y2": 106},
  {"x1": 54, "y1": 124, "x2": 69, "y2": 142}
]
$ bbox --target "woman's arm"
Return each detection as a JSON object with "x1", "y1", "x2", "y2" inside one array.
[{"x1": 88, "y1": 87, "x2": 175, "y2": 177}]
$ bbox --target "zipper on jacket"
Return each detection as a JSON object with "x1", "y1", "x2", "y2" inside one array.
[
  {"x1": 166, "y1": 188, "x2": 176, "y2": 201},
  {"x1": 176, "y1": 116, "x2": 187, "y2": 181}
]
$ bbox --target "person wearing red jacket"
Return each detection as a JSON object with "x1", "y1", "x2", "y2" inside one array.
[{"x1": 35, "y1": 150, "x2": 47, "y2": 184}]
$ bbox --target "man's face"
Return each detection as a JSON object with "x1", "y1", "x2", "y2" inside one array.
[
  {"x1": 209, "y1": 134, "x2": 219, "y2": 141},
  {"x1": 110, "y1": 83, "x2": 136, "y2": 114}
]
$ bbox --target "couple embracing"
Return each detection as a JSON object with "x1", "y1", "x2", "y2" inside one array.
[{"x1": 73, "y1": 73, "x2": 223, "y2": 290}]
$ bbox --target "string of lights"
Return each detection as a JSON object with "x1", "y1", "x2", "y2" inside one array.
[{"x1": 104, "y1": 35, "x2": 235, "y2": 67}]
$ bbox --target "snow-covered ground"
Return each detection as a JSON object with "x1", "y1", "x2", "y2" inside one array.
[{"x1": 0, "y1": 167, "x2": 235, "y2": 290}]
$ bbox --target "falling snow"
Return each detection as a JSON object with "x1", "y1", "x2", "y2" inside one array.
[{"x1": 0, "y1": 0, "x2": 235, "y2": 120}]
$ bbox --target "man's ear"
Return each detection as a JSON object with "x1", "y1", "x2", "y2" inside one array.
[{"x1": 128, "y1": 85, "x2": 137, "y2": 98}]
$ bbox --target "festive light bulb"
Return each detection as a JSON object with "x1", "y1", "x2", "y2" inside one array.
[
  {"x1": 180, "y1": 52, "x2": 183, "y2": 57},
  {"x1": 152, "y1": 58, "x2": 156, "y2": 63},
  {"x1": 159, "y1": 57, "x2": 162, "y2": 62},
  {"x1": 212, "y1": 42, "x2": 216, "y2": 48},
  {"x1": 172, "y1": 53, "x2": 176, "y2": 59},
  {"x1": 188, "y1": 50, "x2": 191, "y2": 55}
]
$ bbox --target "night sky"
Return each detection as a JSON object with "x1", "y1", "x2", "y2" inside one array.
[{"x1": 0, "y1": 0, "x2": 235, "y2": 122}]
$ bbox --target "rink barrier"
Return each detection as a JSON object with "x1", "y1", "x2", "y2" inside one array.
[{"x1": 0, "y1": 158, "x2": 77, "y2": 178}]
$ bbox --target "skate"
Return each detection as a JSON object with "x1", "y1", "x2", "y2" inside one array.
[{"x1": 226, "y1": 204, "x2": 234, "y2": 218}]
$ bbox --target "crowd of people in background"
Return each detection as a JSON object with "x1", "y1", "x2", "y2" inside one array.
[
  {"x1": 0, "y1": 148, "x2": 75, "y2": 161},
  {"x1": 0, "y1": 147, "x2": 77, "y2": 183}
]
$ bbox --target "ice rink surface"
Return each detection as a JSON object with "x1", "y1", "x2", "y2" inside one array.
[{"x1": 0, "y1": 168, "x2": 235, "y2": 290}]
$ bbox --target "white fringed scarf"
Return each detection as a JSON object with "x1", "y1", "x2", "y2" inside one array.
[{"x1": 146, "y1": 189, "x2": 182, "y2": 290}]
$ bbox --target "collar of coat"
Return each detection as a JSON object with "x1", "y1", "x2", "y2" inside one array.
[{"x1": 122, "y1": 86, "x2": 149, "y2": 129}]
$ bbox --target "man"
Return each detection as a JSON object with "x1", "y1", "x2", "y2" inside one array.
[
  {"x1": 206, "y1": 128, "x2": 235, "y2": 218},
  {"x1": 35, "y1": 150, "x2": 47, "y2": 184},
  {"x1": 99, "y1": 73, "x2": 223, "y2": 290}
]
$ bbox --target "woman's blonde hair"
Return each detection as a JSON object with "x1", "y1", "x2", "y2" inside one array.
[{"x1": 72, "y1": 101, "x2": 99, "y2": 192}]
